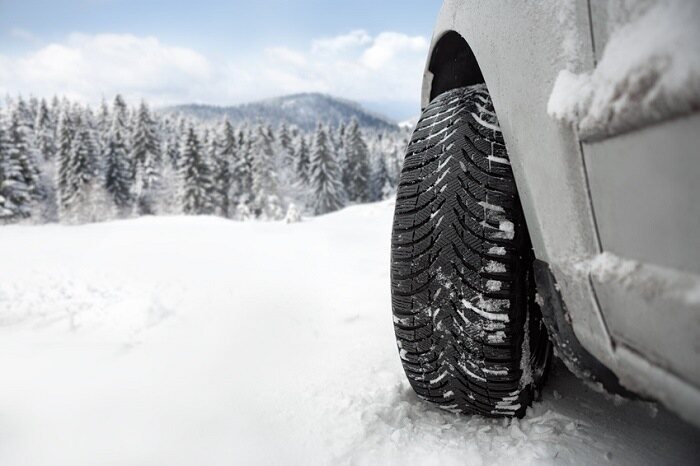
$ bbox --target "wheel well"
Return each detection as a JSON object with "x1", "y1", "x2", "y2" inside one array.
[{"x1": 428, "y1": 31, "x2": 485, "y2": 102}]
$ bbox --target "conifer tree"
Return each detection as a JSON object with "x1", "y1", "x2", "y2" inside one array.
[
  {"x1": 112, "y1": 95, "x2": 131, "y2": 162},
  {"x1": 104, "y1": 117, "x2": 133, "y2": 211},
  {"x1": 163, "y1": 117, "x2": 181, "y2": 167},
  {"x1": 32, "y1": 99, "x2": 59, "y2": 221},
  {"x1": 34, "y1": 99, "x2": 55, "y2": 161},
  {"x1": 14, "y1": 97, "x2": 34, "y2": 131},
  {"x1": 131, "y1": 101, "x2": 161, "y2": 214},
  {"x1": 335, "y1": 122, "x2": 347, "y2": 175},
  {"x1": 56, "y1": 111, "x2": 74, "y2": 214},
  {"x1": 343, "y1": 118, "x2": 370, "y2": 202},
  {"x1": 7, "y1": 109, "x2": 42, "y2": 205},
  {"x1": 275, "y1": 122, "x2": 296, "y2": 197},
  {"x1": 386, "y1": 146, "x2": 404, "y2": 186},
  {"x1": 50, "y1": 96, "x2": 61, "y2": 119},
  {"x1": 250, "y1": 124, "x2": 280, "y2": 218},
  {"x1": 229, "y1": 127, "x2": 253, "y2": 210},
  {"x1": 0, "y1": 117, "x2": 32, "y2": 220},
  {"x1": 295, "y1": 135, "x2": 310, "y2": 187},
  {"x1": 179, "y1": 126, "x2": 213, "y2": 215},
  {"x1": 215, "y1": 118, "x2": 236, "y2": 216},
  {"x1": 309, "y1": 123, "x2": 344, "y2": 215},
  {"x1": 277, "y1": 123, "x2": 293, "y2": 170},
  {"x1": 58, "y1": 117, "x2": 99, "y2": 222},
  {"x1": 202, "y1": 128, "x2": 221, "y2": 212},
  {"x1": 370, "y1": 153, "x2": 391, "y2": 201},
  {"x1": 95, "y1": 99, "x2": 111, "y2": 156}
]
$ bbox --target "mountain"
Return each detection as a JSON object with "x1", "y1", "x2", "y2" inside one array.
[{"x1": 162, "y1": 93, "x2": 400, "y2": 132}]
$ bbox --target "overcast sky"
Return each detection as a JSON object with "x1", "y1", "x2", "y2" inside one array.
[{"x1": 0, "y1": 0, "x2": 442, "y2": 120}]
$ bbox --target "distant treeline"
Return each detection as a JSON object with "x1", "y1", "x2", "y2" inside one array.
[{"x1": 0, "y1": 95, "x2": 409, "y2": 224}]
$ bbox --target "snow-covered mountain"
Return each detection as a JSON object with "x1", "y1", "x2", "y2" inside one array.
[{"x1": 163, "y1": 93, "x2": 400, "y2": 132}]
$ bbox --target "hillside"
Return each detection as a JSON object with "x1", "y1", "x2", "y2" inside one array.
[{"x1": 162, "y1": 93, "x2": 400, "y2": 131}]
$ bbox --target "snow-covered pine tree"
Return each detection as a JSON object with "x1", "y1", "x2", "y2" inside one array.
[
  {"x1": 386, "y1": 146, "x2": 404, "y2": 187},
  {"x1": 343, "y1": 118, "x2": 370, "y2": 203},
  {"x1": 370, "y1": 152, "x2": 392, "y2": 201},
  {"x1": 227, "y1": 126, "x2": 253, "y2": 212},
  {"x1": 179, "y1": 125, "x2": 214, "y2": 215},
  {"x1": 50, "y1": 96, "x2": 61, "y2": 120},
  {"x1": 0, "y1": 116, "x2": 33, "y2": 221},
  {"x1": 294, "y1": 135, "x2": 310, "y2": 187},
  {"x1": 277, "y1": 122, "x2": 293, "y2": 171},
  {"x1": 95, "y1": 98, "x2": 111, "y2": 156},
  {"x1": 112, "y1": 94, "x2": 131, "y2": 155},
  {"x1": 7, "y1": 109, "x2": 42, "y2": 206},
  {"x1": 309, "y1": 123, "x2": 345, "y2": 215},
  {"x1": 284, "y1": 203, "x2": 302, "y2": 223},
  {"x1": 33, "y1": 99, "x2": 59, "y2": 221},
  {"x1": 97, "y1": 99, "x2": 110, "y2": 130},
  {"x1": 27, "y1": 97, "x2": 39, "y2": 126},
  {"x1": 275, "y1": 122, "x2": 296, "y2": 198},
  {"x1": 250, "y1": 124, "x2": 281, "y2": 218},
  {"x1": 151, "y1": 115, "x2": 180, "y2": 215},
  {"x1": 104, "y1": 116, "x2": 133, "y2": 212},
  {"x1": 55, "y1": 110, "x2": 73, "y2": 213},
  {"x1": 14, "y1": 97, "x2": 34, "y2": 132},
  {"x1": 234, "y1": 199, "x2": 253, "y2": 221},
  {"x1": 162, "y1": 116, "x2": 181, "y2": 168},
  {"x1": 58, "y1": 116, "x2": 99, "y2": 222},
  {"x1": 215, "y1": 118, "x2": 236, "y2": 217},
  {"x1": 335, "y1": 122, "x2": 347, "y2": 176},
  {"x1": 131, "y1": 101, "x2": 161, "y2": 215},
  {"x1": 34, "y1": 99, "x2": 55, "y2": 161}
]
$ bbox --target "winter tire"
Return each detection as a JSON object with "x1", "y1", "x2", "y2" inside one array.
[{"x1": 390, "y1": 85, "x2": 552, "y2": 417}]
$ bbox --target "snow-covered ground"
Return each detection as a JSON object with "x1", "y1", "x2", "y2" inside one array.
[{"x1": 0, "y1": 201, "x2": 698, "y2": 465}]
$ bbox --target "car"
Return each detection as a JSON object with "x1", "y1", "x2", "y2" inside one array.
[{"x1": 390, "y1": 0, "x2": 700, "y2": 425}]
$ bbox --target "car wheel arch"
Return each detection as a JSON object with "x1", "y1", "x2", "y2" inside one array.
[{"x1": 424, "y1": 30, "x2": 485, "y2": 106}]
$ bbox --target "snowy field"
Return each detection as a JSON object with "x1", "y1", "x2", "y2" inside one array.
[{"x1": 0, "y1": 201, "x2": 698, "y2": 465}]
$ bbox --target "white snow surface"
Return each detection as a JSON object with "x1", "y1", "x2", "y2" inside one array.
[
  {"x1": 0, "y1": 201, "x2": 698, "y2": 465},
  {"x1": 548, "y1": 0, "x2": 700, "y2": 139},
  {"x1": 570, "y1": 251, "x2": 700, "y2": 306}
]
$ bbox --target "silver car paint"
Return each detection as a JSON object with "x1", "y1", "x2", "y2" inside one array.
[{"x1": 422, "y1": 0, "x2": 700, "y2": 424}]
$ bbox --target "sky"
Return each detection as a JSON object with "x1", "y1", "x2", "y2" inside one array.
[{"x1": 0, "y1": 0, "x2": 443, "y2": 120}]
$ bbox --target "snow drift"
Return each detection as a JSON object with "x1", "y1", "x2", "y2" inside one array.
[{"x1": 0, "y1": 202, "x2": 698, "y2": 465}]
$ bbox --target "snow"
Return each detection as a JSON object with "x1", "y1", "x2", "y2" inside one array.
[
  {"x1": 495, "y1": 219, "x2": 515, "y2": 240},
  {"x1": 548, "y1": 0, "x2": 700, "y2": 139},
  {"x1": 399, "y1": 116, "x2": 419, "y2": 130},
  {"x1": 0, "y1": 201, "x2": 698, "y2": 465},
  {"x1": 470, "y1": 112, "x2": 501, "y2": 132},
  {"x1": 570, "y1": 252, "x2": 700, "y2": 306}
]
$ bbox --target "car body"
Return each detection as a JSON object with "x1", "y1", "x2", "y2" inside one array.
[{"x1": 420, "y1": 0, "x2": 699, "y2": 425}]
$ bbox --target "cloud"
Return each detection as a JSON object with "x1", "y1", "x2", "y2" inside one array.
[
  {"x1": 361, "y1": 32, "x2": 428, "y2": 70},
  {"x1": 311, "y1": 30, "x2": 372, "y2": 54},
  {"x1": 0, "y1": 30, "x2": 429, "y2": 113},
  {"x1": 2, "y1": 33, "x2": 211, "y2": 104},
  {"x1": 8, "y1": 27, "x2": 41, "y2": 45},
  {"x1": 265, "y1": 47, "x2": 308, "y2": 67},
  {"x1": 257, "y1": 30, "x2": 428, "y2": 105}
]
